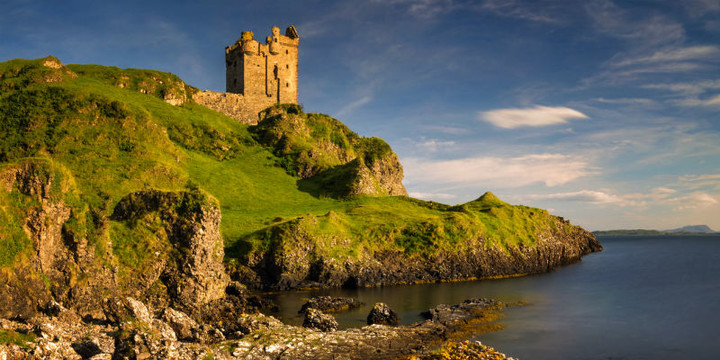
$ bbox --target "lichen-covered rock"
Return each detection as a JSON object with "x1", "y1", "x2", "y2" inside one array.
[
  {"x1": 233, "y1": 313, "x2": 283, "y2": 335},
  {"x1": 111, "y1": 190, "x2": 229, "y2": 312},
  {"x1": 112, "y1": 320, "x2": 178, "y2": 360},
  {"x1": 368, "y1": 153, "x2": 407, "y2": 196},
  {"x1": 367, "y1": 302, "x2": 399, "y2": 326},
  {"x1": 423, "y1": 298, "x2": 502, "y2": 326},
  {"x1": 161, "y1": 308, "x2": 199, "y2": 341},
  {"x1": 299, "y1": 296, "x2": 363, "y2": 314},
  {"x1": 103, "y1": 297, "x2": 152, "y2": 324},
  {"x1": 302, "y1": 308, "x2": 338, "y2": 332}
]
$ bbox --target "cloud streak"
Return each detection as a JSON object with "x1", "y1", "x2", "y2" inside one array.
[
  {"x1": 611, "y1": 45, "x2": 720, "y2": 67},
  {"x1": 480, "y1": 105, "x2": 589, "y2": 129},
  {"x1": 521, "y1": 190, "x2": 633, "y2": 205},
  {"x1": 336, "y1": 95, "x2": 373, "y2": 116},
  {"x1": 403, "y1": 153, "x2": 594, "y2": 188}
]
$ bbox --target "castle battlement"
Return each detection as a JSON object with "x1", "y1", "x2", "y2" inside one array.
[
  {"x1": 225, "y1": 25, "x2": 299, "y2": 105},
  {"x1": 194, "y1": 25, "x2": 299, "y2": 125}
]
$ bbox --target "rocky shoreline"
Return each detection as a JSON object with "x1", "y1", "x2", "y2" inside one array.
[{"x1": 0, "y1": 297, "x2": 515, "y2": 360}]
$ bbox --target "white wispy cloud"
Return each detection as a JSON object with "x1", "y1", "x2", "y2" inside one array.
[
  {"x1": 480, "y1": 105, "x2": 589, "y2": 129},
  {"x1": 681, "y1": 0, "x2": 720, "y2": 18},
  {"x1": 476, "y1": 0, "x2": 566, "y2": 23},
  {"x1": 593, "y1": 97, "x2": 657, "y2": 106},
  {"x1": 403, "y1": 153, "x2": 594, "y2": 188},
  {"x1": 667, "y1": 192, "x2": 719, "y2": 211},
  {"x1": 677, "y1": 174, "x2": 720, "y2": 191},
  {"x1": 516, "y1": 187, "x2": 718, "y2": 210},
  {"x1": 408, "y1": 192, "x2": 457, "y2": 200},
  {"x1": 673, "y1": 94, "x2": 720, "y2": 107},
  {"x1": 336, "y1": 95, "x2": 373, "y2": 116},
  {"x1": 586, "y1": 0, "x2": 685, "y2": 47},
  {"x1": 611, "y1": 45, "x2": 720, "y2": 67},
  {"x1": 371, "y1": 0, "x2": 456, "y2": 19},
  {"x1": 412, "y1": 139, "x2": 456, "y2": 153},
  {"x1": 643, "y1": 79, "x2": 720, "y2": 95},
  {"x1": 421, "y1": 125, "x2": 469, "y2": 135},
  {"x1": 521, "y1": 190, "x2": 633, "y2": 206}
]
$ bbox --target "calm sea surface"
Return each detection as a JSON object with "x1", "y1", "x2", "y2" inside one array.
[{"x1": 268, "y1": 236, "x2": 720, "y2": 359}]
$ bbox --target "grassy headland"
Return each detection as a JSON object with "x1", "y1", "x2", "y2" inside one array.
[{"x1": 0, "y1": 57, "x2": 596, "y2": 288}]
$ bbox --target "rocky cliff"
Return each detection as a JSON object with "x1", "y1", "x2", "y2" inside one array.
[
  {"x1": 236, "y1": 193, "x2": 601, "y2": 290},
  {"x1": 0, "y1": 159, "x2": 237, "y2": 321}
]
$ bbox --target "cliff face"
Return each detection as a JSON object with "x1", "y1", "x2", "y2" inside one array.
[
  {"x1": 110, "y1": 190, "x2": 229, "y2": 312},
  {"x1": 0, "y1": 160, "x2": 230, "y2": 319}
]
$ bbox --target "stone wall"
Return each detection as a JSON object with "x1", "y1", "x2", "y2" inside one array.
[{"x1": 192, "y1": 90, "x2": 259, "y2": 125}]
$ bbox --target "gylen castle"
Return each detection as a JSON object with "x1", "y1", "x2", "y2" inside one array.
[{"x1": 194, "y1": 25, "x2": 299, "y2": 124}]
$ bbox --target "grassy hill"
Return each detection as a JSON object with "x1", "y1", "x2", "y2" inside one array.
[{"x1": 0, "y1": 57, "x2": 599, "y2": 294}]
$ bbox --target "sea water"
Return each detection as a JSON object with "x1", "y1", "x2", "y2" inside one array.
[{"x1": 268, "y1": 235, "x2": 720, "y2": 359}]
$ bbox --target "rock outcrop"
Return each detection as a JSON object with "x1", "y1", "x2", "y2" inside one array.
[
  {"x1": 299, "y1": 296, "x2": 363, "y2": 314},
  {"x1": 302, "y1": 308, "x2": 339, "y2": 332},
  {"x1": 251, "y1": 104, "x2": 408, "y2": 198},
  {"x1": 367, "y1": 302, "x2": 399, "y2": 326},
  {"x1": 110, "y1": 190, "x2": 229, "y2": 312},
  {"x1": 0, "y1": 162, "x2": 232, "y2": 321}
]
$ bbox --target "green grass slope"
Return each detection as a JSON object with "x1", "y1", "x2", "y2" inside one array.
[{"x1": 0, "y1": 57, "x2": 589, "y2": 276}]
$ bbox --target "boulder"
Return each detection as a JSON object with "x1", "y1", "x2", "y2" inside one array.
[
  {"x1": 102, "y1": 297, "x2": 151, "y2": 324},
  {"x1": 161, "y1": 308, "x2": 199, "y2": 341},
  {"x1": 299, "y1": 296, "x2": 363, "y2": 314},
  {"x1": 367, "y1": 302, "x2": 399, "y2": 326},
  {"x1": 302, "y1": 308, "x2": 338, "y2": 332}
]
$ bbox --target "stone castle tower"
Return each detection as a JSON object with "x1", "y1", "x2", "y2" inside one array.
[
  {"x1": 192, "y1": 25, "x2": 299, "y2": 125},
  {"x1": 225, "y1": 25, "x2": 299, "y2": 106}
]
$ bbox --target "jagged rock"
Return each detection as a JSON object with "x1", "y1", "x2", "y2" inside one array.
[
  {"x1": 234, "y1": 313, "x2": 283, "y2": 335},
  {"x1": 423, "y1": 298, "x2": 501, "y2": 326},
  {"x1": 43, "y1": 300, "x2": 65, "y2": 317},
  {"x1": 0, "y1": 343, "x2": 35, "y2": 360},
  {"x1": 302, "y1": 308, "x2": 338, "y2": 332},
  {"x1": 367, "y1": 302, "x2": 399, "y2": 326},
  {"x1": 368, "y1": 153, "x2": 407, "y2": 196},
  {"x1": 161, "y1": 308, "x2": 199, "y2": 341},
  {"x1": 111, "y1": 190, "x2": 229, "y2": 312},
  {"x1": 112, "y1": 320, "x2": 178, "y2": 360},
  {"x1": 71, "y1": 341, "x2": 103, "y2": 359},
  {"x1": 103, "y1": 297, "x2": 151, "y2": 324},
  {"x1": 299, "y1": 296, "x2": 363, "y2": 314}
]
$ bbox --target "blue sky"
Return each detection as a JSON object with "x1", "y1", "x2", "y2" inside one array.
[{"x1": 2, "y1": 0, "x2": 719, "y2": 231}]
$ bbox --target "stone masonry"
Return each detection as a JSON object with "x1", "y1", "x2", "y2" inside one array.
[{"x1": 193, "y1": 25, "x2": 299, "y2": 125}]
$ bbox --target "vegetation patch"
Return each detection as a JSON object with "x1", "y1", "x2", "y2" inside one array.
[{"x1": 0, "y1": 329, "x2": 36, "y2": 348}]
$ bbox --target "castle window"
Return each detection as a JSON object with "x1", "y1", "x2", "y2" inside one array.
[
  {"x1": 286, "y1": 83, "x2": 289, "y2": 87},
  {"x1": 285, "y1": 50, "x2": 288, "y2": 54},
  {"x1": 286, "y1": 64, "x2": 289, "y2": 69}
]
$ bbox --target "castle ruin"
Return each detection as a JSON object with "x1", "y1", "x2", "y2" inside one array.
[{"x1": 193, "y1": 25, "x2": 299, "y2": 124}]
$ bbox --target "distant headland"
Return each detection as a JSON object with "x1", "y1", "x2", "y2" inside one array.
[{"x1": 594, "y1": 225, "x2": 718, "y2": 236}]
